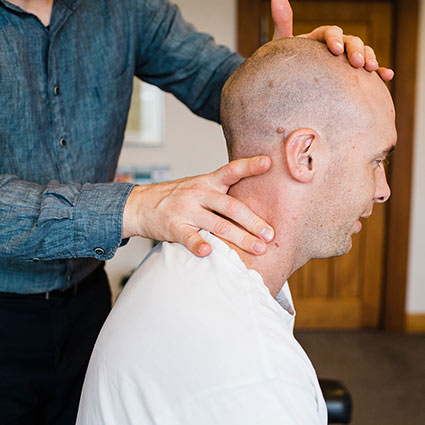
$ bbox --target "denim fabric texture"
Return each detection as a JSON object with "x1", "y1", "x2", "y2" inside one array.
[{"x1": 0, "y1": 0, "x2": 243, "y2": 293}]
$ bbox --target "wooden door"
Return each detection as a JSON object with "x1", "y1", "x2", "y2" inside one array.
[{"x1": 245, "y1": 1, "x2": 394, "y2": 328}]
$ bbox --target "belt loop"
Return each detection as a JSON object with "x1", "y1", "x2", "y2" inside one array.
[{"x1": 45, "y1": 291, "x2": 50, "y2": 300}]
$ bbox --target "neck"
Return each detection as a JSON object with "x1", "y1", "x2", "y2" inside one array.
[
  {"x1": 224, "y1": 239, "x2": 295, "y2": 298},
  {"x1": 224, "y1": 179, "x2": 306, "y2": 298},
  {"x1": 9, "y1": 0, "x2": 54, "y2": 26}
]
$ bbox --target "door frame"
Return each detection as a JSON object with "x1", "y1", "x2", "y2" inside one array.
[{"x1": 236, "y1": 0, "x2": 419, "y2": 331}]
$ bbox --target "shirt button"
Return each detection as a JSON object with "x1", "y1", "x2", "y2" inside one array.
[
  {"x1": 66, "y1": 274, "x2": 72, "y2": 281},
  {"x1": 53, "y1": 85, "x2": 60, "y2": 96},
  {"x1": 59, "y1": 138, "x2": 67, "y2": 147},
  {"x1": 94, "y1": 247, "x2": 105, "y2": 256}
]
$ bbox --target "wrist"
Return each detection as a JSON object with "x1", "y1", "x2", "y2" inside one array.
[{"x1": 122, "y1": 185, "x2": 147, "y2": 239}]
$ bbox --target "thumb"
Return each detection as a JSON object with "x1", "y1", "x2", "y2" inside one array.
[{"x1": 272, "y1": 0, "x2": 293, "y2": 39}]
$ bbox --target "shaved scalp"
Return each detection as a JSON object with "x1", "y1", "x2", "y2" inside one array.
[{"x1": 221, "y1": 38, "x2": 379, "y2": 160}]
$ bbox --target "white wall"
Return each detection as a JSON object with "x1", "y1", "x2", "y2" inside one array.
[
  {"x1": 105, "y1": 0, "x2": 237, "y2": 299},
  {"x1": 406, "y1": 0, "x2": 425, "y2": 314}
]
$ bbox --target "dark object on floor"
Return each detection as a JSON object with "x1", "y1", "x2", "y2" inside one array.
[{"x1": 320, "y1": 379, "x2": 352, "y2": 424}]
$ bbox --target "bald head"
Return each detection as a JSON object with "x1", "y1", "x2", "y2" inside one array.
[
  {"x1": 221, "y1": 38, "x2": 388, "y2": 160},
  {"x1": 219, "y1": 37, "x2": 396, "y2": 289}
]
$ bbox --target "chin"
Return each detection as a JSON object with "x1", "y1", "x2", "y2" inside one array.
[
  {"x1": 333, "y1": 237, "x2": 353, "y2": 257},
  {"x1": 309, "y1": 229, "x2": 353, "y2": 260},
  {"x1": 322, "y1": 236, "x2": 352, "y2": 259}
]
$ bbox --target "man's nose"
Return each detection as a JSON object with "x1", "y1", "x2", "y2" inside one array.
[{"x1": 374, "y1": 165, "x2": 391, "y2": 203}]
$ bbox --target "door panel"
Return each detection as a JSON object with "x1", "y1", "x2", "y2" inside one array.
[{"x1": 259, "y1": 1, "x2": 393, "y2": 328}]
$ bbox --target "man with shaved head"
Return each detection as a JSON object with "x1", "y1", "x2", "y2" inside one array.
[
  {"x1": 221, "y1": 37, "x2": 395, "y2": 273},
  {"x1": 77, "y1": 38, "x2": 396, "y2": 425}
]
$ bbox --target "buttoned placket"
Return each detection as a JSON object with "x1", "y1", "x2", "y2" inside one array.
[
  {"x1": 44, "y1": 2, "x2": 85, "y2": 286},
  {"x1": 46, "y1": 4, "x2": 77, "y2": 184}
]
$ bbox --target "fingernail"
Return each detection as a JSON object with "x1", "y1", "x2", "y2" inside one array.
[
  {"x1": 260, "y1": 227, "x2": 274, "y2": 242},
  {"x1": 198, "y1": 243, "x2": 210, "y2": 256},
  {"x1": 356, "y1": 52, "x2": 364, "y2": 62},
  {"x1": 257, "y1": 157, "x2": 268, "y2": 168},
  {"x1": 369, "y1": 59, "x2": 378, "y2": 68},
  {"x1": 336, "y1": 41, "x2": 344, "y2": 51},
  {"x1": 252, "y1": 241, "x2": 266, "y2": 254}
]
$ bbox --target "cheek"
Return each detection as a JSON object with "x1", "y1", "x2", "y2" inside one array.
[{"x1": 359, "y1": 167, "x2": 378, "y2": 202}]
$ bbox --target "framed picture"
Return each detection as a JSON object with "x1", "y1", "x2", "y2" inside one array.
[{"x1": 124, "y1": 79, "x2": 165, "y2": 147}]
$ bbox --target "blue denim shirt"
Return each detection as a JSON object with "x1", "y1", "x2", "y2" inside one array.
[{"x1": 0, "y1": 0, "x2": 243, "y2": 293}]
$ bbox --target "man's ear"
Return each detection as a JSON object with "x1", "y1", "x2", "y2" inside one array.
[{"x1": 285, "y1": 128, "x2": 320, "y2": 183}]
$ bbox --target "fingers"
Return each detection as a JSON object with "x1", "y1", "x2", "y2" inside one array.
[
  {"x1": 299, "y1": 26, "x2": 393, "y2": 77},
  {"x1": 300, "y1": 27, "x2": 365, "y2": 67},
  {"x1": 344, "y1": 35, "x2": 365, "y2": 68},
  {"x1": 345, "y1": 39, "x2": 393, "y2": 77},
  {"x1": 377, "y1": 67, "x2": 395, "y2": 81},
  {"x1": 210, "y1": 156, "x2": 272, "y2": 192},
  {"x1": 189, "y1": 209, "x2": 270, "y2": 256},
  {"x1": 179, "y1": 227, "x2": 212, "y2": 257},
  {"x1": 175, "y1": 205, "x2": 271, "y2": 258},
  {"x1": 208, "y1": 191, "x2": 274, "y2": 242},
  {"x1": 299, "y1": 25, "x2": 344, "y2": 55},
  {"x1": 271, "y1": 0, "x2": 293, "y2": 39},
  {"x1": 323, "y1": 26, "x2": 344, "y2": 55},
  {"x1": 364, "y1": 45, "x2": 378, "y2": 71},
  {"x1": 320, "y1": 25, "x2": 345, "y2": 55}
]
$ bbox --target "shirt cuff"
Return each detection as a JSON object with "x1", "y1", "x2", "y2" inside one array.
[{"x1": 72, "y1": 182, "x2": 136, "y2": 260}]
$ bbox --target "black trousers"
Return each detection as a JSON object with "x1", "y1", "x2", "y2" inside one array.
[{"x1": 0, "y1": 266, "x2": 111, "y2": 425}]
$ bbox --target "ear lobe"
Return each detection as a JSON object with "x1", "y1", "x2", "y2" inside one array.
[{"x1": 285, "y1": 128, "x2": 319, "y2": 183}]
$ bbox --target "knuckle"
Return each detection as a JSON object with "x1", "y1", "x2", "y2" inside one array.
[
  {"x1": 351, "y1": 36, "x2": 363, "y2": 46},
  {"x1": 365, "y1": 46, "x2": 376, "y2": 56},
  {"x1": 327, "y1": 25, "x2": 342, "y2": 34},
  {"x1": 249, "y1": 217, "x2": 262, "y2": 232},
  {"x1": 225, "y1": 160, "x2": 240, "y2": 176},
  {"x1": 168, "y1": 221, "x2": 181, "y2": 240},
  {"x1": 181, "y1": 229, "x2": 199, "y2": 249},
  {"x1": 224, "y1": 198, "x2": 240, "y2": 216},
  {"x1": 240, "y1": 233, "x2": 253, "y2": 251},
  {"x1": 214, "y1": 219, "x2": 230, "y2": 235}
]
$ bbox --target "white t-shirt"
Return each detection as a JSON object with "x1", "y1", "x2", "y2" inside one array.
[{"x1": 77, "y1": 230, "x2": 327, "y2": 425}]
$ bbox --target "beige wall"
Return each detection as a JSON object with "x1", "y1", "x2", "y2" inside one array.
[{"x1": 406, "y1": 0, "x2": 425, "y2": 314}]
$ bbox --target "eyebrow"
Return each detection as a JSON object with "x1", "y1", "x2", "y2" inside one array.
[{"x1": 380, "y1": 145, "x2": 395, "y2": 157}]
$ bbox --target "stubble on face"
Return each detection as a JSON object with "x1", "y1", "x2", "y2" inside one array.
[{"x1": 301, "y1": 144, "x2": 375, "y2": 261}]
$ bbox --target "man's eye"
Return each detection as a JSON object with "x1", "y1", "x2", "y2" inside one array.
[{"x1": 376, "y1": 158, "x2": 390, "y2": 168}]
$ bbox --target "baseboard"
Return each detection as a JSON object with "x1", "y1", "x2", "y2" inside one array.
[{"x1": 406, "y1": 314, "x2": 425, "y2": 333}]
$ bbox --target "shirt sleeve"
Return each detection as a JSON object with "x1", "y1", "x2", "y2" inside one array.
[
  {"x1": 134, "y1": 0, "x2": 244, "y2": 123},
  {"x1": 0, "y1": 175, "x2": 135, "y2": 261}
]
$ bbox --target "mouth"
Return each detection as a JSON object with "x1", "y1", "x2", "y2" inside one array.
[
  {"x1": 353, "y1": 212, "x2": 372, "y2": 234},
  {"x1": 353, "y1": 219, "x2": 362, "y2": 234}
]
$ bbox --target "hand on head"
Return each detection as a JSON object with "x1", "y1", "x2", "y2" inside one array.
[{"x1": 271, "y1": 0, "x2": 394, "y2": 81}]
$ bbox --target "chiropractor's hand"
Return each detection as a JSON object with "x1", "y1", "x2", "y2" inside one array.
[
  {"x1": 122, "y1": 156, "x2": 274, "y2": 257},
  {"x1": 271, "y1": 0, "x2": 394, "y2": 81}
]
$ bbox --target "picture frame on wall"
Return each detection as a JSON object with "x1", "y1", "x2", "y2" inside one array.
[{"x1": 124, "y1": 79, "x2": 165, "y2": 147}]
